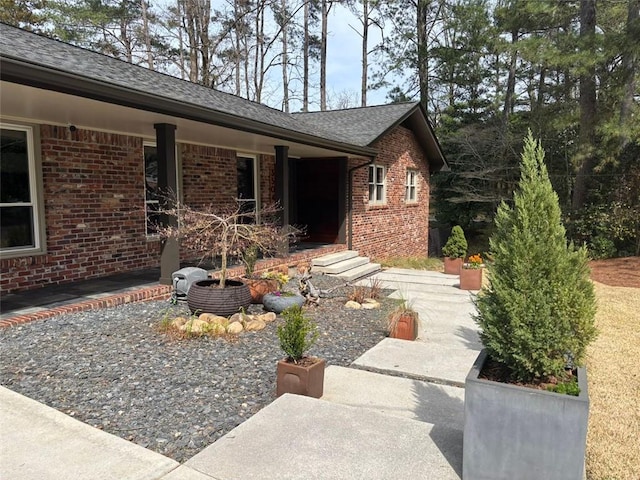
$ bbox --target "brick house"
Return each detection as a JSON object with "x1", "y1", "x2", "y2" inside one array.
[{"x1": 0, "y1": 24, "x2": 447, "y2": 294}]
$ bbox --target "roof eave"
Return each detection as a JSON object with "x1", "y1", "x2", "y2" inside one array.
[
  {"x1": 0, "y1": 57, "x2": 377, "y2": 158},
  {"x1": 368, "y1": 103, "x2": 448, "y2": 173}
]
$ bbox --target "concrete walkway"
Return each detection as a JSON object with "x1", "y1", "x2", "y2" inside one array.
[{"x1": 0, "y1": 268, "x2": 481, "y2": 479}]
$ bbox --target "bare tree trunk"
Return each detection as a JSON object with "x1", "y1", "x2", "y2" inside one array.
[
  {"x1": 234, "y1": 0, "x2": 241, "y2": 96},
  {"x1": 320, "y1": 0, "x2": 329, "y2": 110},
  {"x1": 572, "y1": 0, "x2": 597, "y2": 211},
  {"x1": 281, "y1": 0, "x2": 290, "y2": 112},
  {"x1": 361, "y1": 0, "x2": 368, "y2": 107},
  {"x1": 416, "y1": 0, "x2": 429, "y2": 112},
  {"x1": 620, "y1": 0, "x2": 639, "y2": 146},
  {"x1": 502, "y1": 29, "x2": 518, "y2": 123},
  {"x1": 303, "y1": 0, "x2": 309, "y2": 111},
  {"x1": 141, "y1": 0, "x2": 154, "y2": 69},
  {"x1": 177, "y1": 0, "x2": 186, "y2": 79}
]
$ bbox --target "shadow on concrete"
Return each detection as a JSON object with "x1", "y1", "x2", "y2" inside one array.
[
  {"x1": 411, "y1": 379, "x2": 464, "y2": 477},
  {"x1": 456, "y1": 324, "x2": 483, "y2": 351}
]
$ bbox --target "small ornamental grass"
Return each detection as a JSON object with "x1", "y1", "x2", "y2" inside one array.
[
  {"x1": 442, "y1": 225, "x2": 468, "y2": 259},
  {"x1": 277, "y1": 305, "x2": 319, "y2": 363},
  {"x1": 475, "y1": 132, "x2": 597, "y2": 383}
]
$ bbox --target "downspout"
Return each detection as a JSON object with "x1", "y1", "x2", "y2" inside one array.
[{"x1": 347, "y1": 157, "x2": 375, "y2": 250}]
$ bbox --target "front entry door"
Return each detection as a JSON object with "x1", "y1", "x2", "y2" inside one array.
[{"x1": 295, "y1": 159, "x2": 344, "y2": 243}]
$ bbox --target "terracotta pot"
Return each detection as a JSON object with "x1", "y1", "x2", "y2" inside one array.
[
  {"x1": 389, "y1": 313, "x2": 418, "y2": 340},
  {"x1": 187, "y1": 279, "x2": 251, "y2": 316},
  {"x1": 262, "y1": 292, "x2": 305, "y2": 313},
  {"x1": 277, "y1": 357, "x2": 325, "y2": 398},
  {"x1": 244, "y1": 277, "x2": 279, "y2": 304},
  {"x1": 443, "y1": 256, "x2": 463, "y2": 275},
  {"x1": 460, "y1": 267, "x2": 483, "y2": 290}
]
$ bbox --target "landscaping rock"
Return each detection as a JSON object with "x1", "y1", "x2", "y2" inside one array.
[
  {"x1": 170, "y1": 317, "x2": 188, "y2": 328},
  {"x1": 345, "y1": 301, "x2": 362, "y2": 309},
  {"x1": 361, "y1": 300, "x2": 380, "y2": 310},
  {"x1": 226, "y1": 321, "x2": 244, "y2": 334},
  {"x1": 245, "y1": 320, "x2": 266, "y2": 332},
  {"x1": 256, "y1": 312, "x2": 276, "y2": 323}
]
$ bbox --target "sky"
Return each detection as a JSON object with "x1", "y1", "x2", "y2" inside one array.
[{"x1": 276, "y1": 3, "x2": 392, "y2": 111}]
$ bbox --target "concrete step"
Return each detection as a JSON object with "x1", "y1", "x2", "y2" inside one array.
[
  {"x1": 310, "y1": 250, "x2": 358, "y2": 267},
  {"x1": 335, "y1": 262, "x2": 381, "y2": 282},
  {"x1": 312, "y1": 256, "x2": 369, "y2": 274},
  {"x1": 323, "y1": 366, "x2": 465, "y2": 430},
  {"x1": 183, "y1": 393, "x2": 462, "y2": 480}
]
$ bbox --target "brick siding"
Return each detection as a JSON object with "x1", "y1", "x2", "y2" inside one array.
[
  {"x1": 1, "y1": 126, "x2": 159, "y2": 293},
  {"x1": 349, "y1": 125, "x2": 430, "y2": 260}
]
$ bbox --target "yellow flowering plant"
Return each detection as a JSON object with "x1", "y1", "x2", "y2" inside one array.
[{"x1": 465, "y1": 254, "x2": 483, "y2": 269}]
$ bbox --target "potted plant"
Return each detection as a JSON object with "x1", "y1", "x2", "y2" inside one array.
[
  {"x1": 463, "y1": 133, "x2": 597, "y2": 480},
  {"x1": 442, "y1": 225, "x2": 467, "y2": 274},
  {"x1": 157, "y1": 201, "x2": 293, "y2": 315},
  {"x1": 240, "y1": 245, "x2": 279, "y2": 303},
  {"x1": 459, "y1": 253, "x2": 484, "y2": 290},
  {"x1": 387, "y1": 299, "x2": 419, "y2": 341},
  {"x1": 276, "y1": 305, "x2": 325, "y2": 398}
]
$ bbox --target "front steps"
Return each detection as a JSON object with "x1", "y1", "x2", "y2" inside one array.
[{"x1": 310, "y1": 250, "x2": 381, "y2": 282}]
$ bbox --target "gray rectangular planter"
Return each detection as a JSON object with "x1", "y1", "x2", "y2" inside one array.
[{"x1": 463, "y1": 350, "x2": 589, "y2": 480}]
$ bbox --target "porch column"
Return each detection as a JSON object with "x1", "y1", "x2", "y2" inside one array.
[
  {"x1": 155, "y1": 123, "x2": 179, "y2": 285},
  {"x1": 275, "y1": 145, "x2": 290, "y2": 255}
]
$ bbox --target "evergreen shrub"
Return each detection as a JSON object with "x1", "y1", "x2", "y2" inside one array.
[
  {"x1": 475, "y1": 133, "x2": 597, "y2": 382},
  {"x1": 277, "y1": 305, "x2": 318, "y2": 362},
  {"x1": 442, "y1": 225, "x2": 468, "y2": 259}
]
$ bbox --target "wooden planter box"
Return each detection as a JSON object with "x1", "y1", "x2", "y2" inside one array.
[
  {"x1": 277, "y1": 357, "x2": 325, "y2": 398},
  {"x1": 459, "y1": 268, "x2": 483, "y2": 290},
  {"x1": 463, "y1": 350, "x2": 589, "y2": 480},
  {"x1": 443, "y1": 257, "x2": 463, "y2": 275}
]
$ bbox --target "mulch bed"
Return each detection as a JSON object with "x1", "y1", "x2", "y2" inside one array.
[{"x1": 589, "y1": 256, "x2": 640, "y2": 288}]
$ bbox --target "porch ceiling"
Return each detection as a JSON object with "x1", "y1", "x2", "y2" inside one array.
[{"x1": 0, "y1": 82, "x2": 367, "y2": 159}]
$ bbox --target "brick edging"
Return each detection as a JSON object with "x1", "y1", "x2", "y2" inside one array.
[
  {"x1": 0, "y1": 244, "x2": 347, "y2": 328},
  {"x1": 0, "y1": 285, "x2": 172, "y2": 328}
]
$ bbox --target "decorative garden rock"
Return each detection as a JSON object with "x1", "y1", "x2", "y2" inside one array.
[{"x1": 262, "y1": 292, "x2": 305, "y2": 314}]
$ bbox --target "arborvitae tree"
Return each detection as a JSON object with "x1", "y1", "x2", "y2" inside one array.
[
  {"x1": 475, "y1": 132, "x2": 596, "y2": 382},
  {"x1": 442, "y1": 225, "x2": 468, "y2": 259}
]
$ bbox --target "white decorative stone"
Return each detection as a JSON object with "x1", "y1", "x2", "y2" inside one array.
[{"x1": 345, "y1": 301, "x2": 362, "y2": 309}]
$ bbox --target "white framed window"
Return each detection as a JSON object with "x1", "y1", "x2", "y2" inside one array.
[
  {"x1": 1, "y1": 123, "x2": 45, "y2": 257},
  {"x1": 368, "y1": 164, "x2": 386, "y2": 204},
  {"x1": 406, "y1": 169, "x2": 418, "y2": 203},
  {"x1": 144, "y1": 143, "x2": 160, "y2": 236}
]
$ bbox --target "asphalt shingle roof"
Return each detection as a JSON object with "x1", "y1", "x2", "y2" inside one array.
[
  {"x1": 0, "y1": 23, "x2": 438, "y2": 160},
  {"x1": 292, "y1": 103, "x2": 419, "y2": 146}
]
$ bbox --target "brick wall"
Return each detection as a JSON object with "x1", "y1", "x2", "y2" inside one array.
[
  {"x1": 349, "y1": 125, "x2": 430, "y2": 260},
  {"x1": 181, "y1": 144, "x2": 237, "y2": 209},
  {"x1": 0, "y1": 125, "x2": 159, "y2": 293}
]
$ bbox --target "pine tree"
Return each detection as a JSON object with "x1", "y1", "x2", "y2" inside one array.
[{"x1": 475, "y1": 132, "x2": 597, "y2": 382}]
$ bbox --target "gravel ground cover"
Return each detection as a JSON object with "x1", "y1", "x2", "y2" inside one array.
[{"x1": 0, "y1": 276, "x2": 390, "y2": 463}]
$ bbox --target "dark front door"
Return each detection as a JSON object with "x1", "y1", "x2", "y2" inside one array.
[{"x1": 295, "y1": 159, "x2": 345, "y2": 244}]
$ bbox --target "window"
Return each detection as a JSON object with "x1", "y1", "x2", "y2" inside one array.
[
  {"x1": 406, "y1": 169, "x2": 418, "y2": 202},
  {"x1": 1, "y1": 123, "x2": 44, "y2": 255},
  {"x1": 237, "y1": 155, "x2": 258, "y2": 223},
  {"x1": 368, "y1": 164, "x2": 386, "y2": 204},
  {"x1": 144, "y1": 143, "x2": 160, "y2": 236}
]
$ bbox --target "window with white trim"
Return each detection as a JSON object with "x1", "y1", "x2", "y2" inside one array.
[
  {"x1": 1, "y1": 123, "x2": 43, "y2": 255},
  {"x1": 406, "y1": 169, "x2": 418, "y2": 202},
  {"x1": 368, "y1": 164, "x2": 386, "y2": 204},
  {"x1": 144, "y1": 143, "x2": 160, "y2": 236}
]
